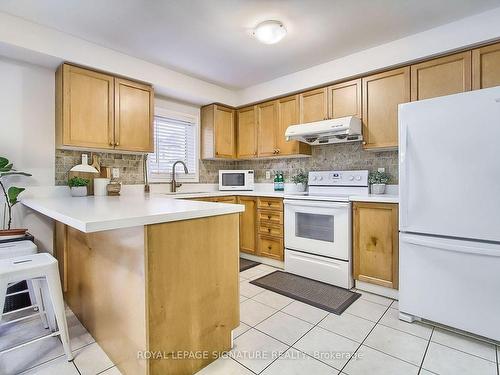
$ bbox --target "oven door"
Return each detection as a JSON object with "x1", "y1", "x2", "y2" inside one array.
[{"x1": 284, "y1": 199, "x2": 351, "y2": 260}]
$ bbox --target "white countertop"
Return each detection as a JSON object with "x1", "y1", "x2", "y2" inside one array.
[
  {"x1": 22, "y1": 195, "x2": 244, "y2": 233},
  {"x1": 349, "y1": 194, "x2": 399, "y2": 204}
]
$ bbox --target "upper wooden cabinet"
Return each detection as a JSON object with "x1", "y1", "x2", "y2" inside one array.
[
  {"x1": 257, "y1": 101, "x2": 279, "y2": 157},
  {"x1": 299, "y1": 87, "x2": 328, "y2": 123},
  {"x1": 362, "y1": 67, "x2": 410, "y2": 150},
  {"x1": 353, "y1": 202, "x2": 399, "y2": 289},
  {"x1": 328, "y1": 79, "x2": 362, "y2": 119},
  {"x1": 56, "y1": 63, "x2": 154, "y2": 152},
  {"x1": 411, "y1": 51, "x2": 471, "y2": 101},
  {"x1": 57, "y1": 64, "x2": 114, "y2": 149},
  {"x1": 277, "y1": 95, "x2": 311, "y2": 157},
  {"x1": 237, "y1": 106, "x2": 257, "y2": 158},
  {"x1": 472, "y1": 42, "x2": 500, "y2": 90},
  {"x1": 201, "y1": 104, "x2": 236, "y2": 159},
  {"x1": 114, "y1": 78, "x2": 154, "y2": 152}
]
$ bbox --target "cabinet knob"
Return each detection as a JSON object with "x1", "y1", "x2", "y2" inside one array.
[
  {"x1": 115, "y1": 142, "x2": 119, "y2": 146},
  {"x1": 268, "y1": 246, "x2": 272, "y2": 250},
  {"x1": 267, "y1": 228, "x2": 271, "y2": 233},
  {"x1": 277, "y1": 149, "x2": 280, "y2": 154},
  {"x1": 267, "y1": 215, "x2": 271, "y2": 219},
  {"x1": 362, "y1": 141, "x2": 366, "y2": 145},
  {"x1": 109, "y1": 141, "x2": 114, "y2": 146},
  {"x1": 215, "y1": 151, "x2": 219, "y2": 155}
]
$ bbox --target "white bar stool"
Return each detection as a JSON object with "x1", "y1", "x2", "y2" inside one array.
[
  {"x1": 0, "y1": 241, "x2": 44, "y2": 326},
  {"x1": 0, "y1": 253, "x2": 73, "y2": 361}
]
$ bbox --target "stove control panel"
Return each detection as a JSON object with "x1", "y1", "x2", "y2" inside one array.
[{"x1": 308, "y1": 170, "x2": 369, "y2": 187}]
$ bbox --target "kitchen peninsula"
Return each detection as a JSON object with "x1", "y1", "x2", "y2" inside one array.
[{"x1": 22, "y1": 195, "x2": 244, "y2": 375}]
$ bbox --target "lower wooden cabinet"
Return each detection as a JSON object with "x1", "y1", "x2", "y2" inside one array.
[
  {"x1": 238, "y1": 196, "x2": 258, "y2": 255},
  {"x1": 258, "y1": 235, "x2": 284, "y2": 261},
  {"x1": 353, "y1": 202, "x2": 399, "y2": 289}
]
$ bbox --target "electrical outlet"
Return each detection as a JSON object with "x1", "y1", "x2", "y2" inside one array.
[
  {"x1": 265, "y1": 170, "x2": 271, "y2": 180},
  {"x1": 112, "y1": 168, "x2": 120, "y2": 179},
  {"x1": 378, "y1": 168, "x2": 385, "y2": 173}
]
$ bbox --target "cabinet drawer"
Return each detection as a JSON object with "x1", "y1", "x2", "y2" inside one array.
[
  {"x1": 258, "y1": 235, "x2": 284, "y2": 261},
  {"x1": 258, "y1": 197, "x2": 283, "y2": 211},
  {"x1": 216, "y1": 196, "x2": 237, "y2": 204},
  {"x1": 258, "y1": 209, "x2": 283, "y2": 225},
  {"x1": 258, "y1": 222, "x2": 283, "y2": 237}
]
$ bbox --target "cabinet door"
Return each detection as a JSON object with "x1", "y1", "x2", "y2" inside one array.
[
  {"x1": 411, "y1": 52, "x2": 471, "y2": 101},
  {"x1": 353, "y1": 202, "x2": 399, "y2": 289},
  {"x1": 214, "y1": 105, "x2": 236, "y2": 158},
  {"x1": 60, "y1": 64, "x2": 114, "y2": 149},
  {"x1": 362, "y1": 67, "x2": 410, "y2": 150},
  {"x1": 257, "y1": 101, "x2": 278, "y2": 157},
  {"x1": 299, "y1": 88, "x2": 328, "y2": 123},
  {"x1": 276, "y1": 95, "x2": 300, "y2": 155},
  {"x1": 216, "y1": 196, "x2": 237, "y2": 204},
  {"x1": 238, "y1": 197, "x2": 257, "y2": 255},
  {"x1": 472, "y1": 42, "x2": 500, "y2": 89},
  {"x1": 237, "y1": 106, "x2": 257, "y2": 158},
  {"x1": 328, "y1": 79, "x2": 362, "y2": 119},
  {"x1": 114, "y1": 78, "x2": 154, "y2": 152}
]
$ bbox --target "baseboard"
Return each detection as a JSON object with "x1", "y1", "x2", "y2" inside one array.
[
  {"x1": 355, "y1": 280, "x2": 399, "y2": 299},
  {"x1": 240, "y1": 253, "x2": 284, "y2": 269}
]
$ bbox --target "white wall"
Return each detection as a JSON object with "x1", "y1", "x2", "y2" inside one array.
[
  {"x1": 0, "y1": 11, "x2": 236, "y2": 106},
  {"x1": 0, "y1": 57, "x2": 55, "y2": 251},
  {"x1": 237, "y1": 7, "x2": 500, "y2": 104}
]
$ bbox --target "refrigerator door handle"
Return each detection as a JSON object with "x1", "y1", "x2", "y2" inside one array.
[
  {"x1": 399, "y1": 122, "x2": 409, "y2": 229},
  {"x1": 403, "y1": 235, "x2": 500, "y2": 257}
]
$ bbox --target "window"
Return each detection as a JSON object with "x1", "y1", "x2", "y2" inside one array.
[{"x1": 148, "y1": 108, "x2": 199, "y2": 182}]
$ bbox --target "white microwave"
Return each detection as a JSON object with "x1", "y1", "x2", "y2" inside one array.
[{"x1": 219, "y1": 170, "x2": 255, "y2": 191}]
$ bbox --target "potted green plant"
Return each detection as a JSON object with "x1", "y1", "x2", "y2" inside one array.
[
  {"x1": 68, "y1": 176, "x2": 90, "y2": 197},
  {"x1": 0, "y1": 156, "x2": 32, "y2": 234},
  {"x1": 290, "y1": 170, "x2": 308, "y2": 192},
  {"x1": 368, "y1": 171, "x2": 390, "y2": 195}
]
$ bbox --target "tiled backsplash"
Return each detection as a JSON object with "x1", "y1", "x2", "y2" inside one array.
[
  {"x1": 55, "y1": 149, "x2": 145, "y2": 185},
  {"x1": 55, "y1": 143, "x2": 398, "y2": 185}
]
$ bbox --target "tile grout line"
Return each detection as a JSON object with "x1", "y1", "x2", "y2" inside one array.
[
  {"x1": 338, "y1": 303, "x2": 393, "y2": 374},
  {"x1": 417, "y1": 326, "x2": 434, "y2": 375}
]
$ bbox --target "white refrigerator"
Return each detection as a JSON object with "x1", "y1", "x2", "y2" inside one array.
[{"x1": 398, "y1": 86, "x2": 500, "y2": 341}]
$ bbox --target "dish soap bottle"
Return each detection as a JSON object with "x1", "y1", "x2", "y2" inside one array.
[
  {"x1": 273, "y1": 172, "x2": 279, "y2": 191},
  {"x1": 278, "y1": 172, "x2": 285, "y2": 191}
]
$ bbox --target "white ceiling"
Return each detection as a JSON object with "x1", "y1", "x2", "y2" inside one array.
[{"x1": 1, "y1": 0, "x2": 499, "y2": 89}]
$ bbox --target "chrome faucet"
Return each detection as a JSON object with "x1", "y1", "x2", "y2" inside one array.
[{"x1": 171, "y1": 161, "x2": 189, "y2": 193}]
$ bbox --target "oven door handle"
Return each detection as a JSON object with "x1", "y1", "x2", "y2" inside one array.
[{"x1": 284, "y1": 199, "x2": 349, "y2": 209}]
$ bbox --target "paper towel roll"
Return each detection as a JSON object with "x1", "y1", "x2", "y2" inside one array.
[{"x1": 94, "y1": 178, "x2": 110, "y2": 196}]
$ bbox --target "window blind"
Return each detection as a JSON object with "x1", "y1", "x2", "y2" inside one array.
[{"x1": 148, "y1": 115, "x2": 197, "y2": 180}]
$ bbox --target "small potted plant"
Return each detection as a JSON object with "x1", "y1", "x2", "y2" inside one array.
[
  {"x1": 68, "y1": 177, "x2": 89, "y2": 197},
  {"x1": 291, "y1": 170, "x2": 308, "y2": 192},
  {"x1": 0, "y1": 156, "x2": 32, "y2": 235},
  {"x1": 369, "y1": 171, "x2": 390, "y2": 195}
]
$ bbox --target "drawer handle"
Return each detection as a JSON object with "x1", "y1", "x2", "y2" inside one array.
[
  {"x1": 268, "y1": 202, "x2": 272, "y2": 206},
  {"x1": 268, "y1": 215, "x2": 272, "y2": 219},
  {"x1": 267, "y1": 228, "x2": 271, "y2": 233},
  {"x1": 268, "y1": 246, "x2": 272, "y2": 250}
]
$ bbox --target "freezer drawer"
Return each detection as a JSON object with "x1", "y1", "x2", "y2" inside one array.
[
  {"x1": 285, "y1": 249, "x2": 353, "y2": 289},
  {"x1": 399, "y1": 233, "x2": 500, "y2": 341}
]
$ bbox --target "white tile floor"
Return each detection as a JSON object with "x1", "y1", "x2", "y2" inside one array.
[{"x1": 1, "y1": 263, "x2": 499, "y2": 375}]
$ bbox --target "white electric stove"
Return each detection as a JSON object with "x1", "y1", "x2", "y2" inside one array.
[{"x1": 284, "y1": 170, "x2": 369, "y2": 289}]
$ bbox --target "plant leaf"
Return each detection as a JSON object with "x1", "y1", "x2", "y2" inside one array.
[
  {"x1": 0, "y1": 157, "x2": 9, "y2": 169},
  {"x1": 0, "y1": 163, "x2": 13, "y2": 172},
  {"x1": 1, "y1": 171, "x2": 32, "y2": 178},
  {"x1": 7, "y1": 186, "x2": 25, "y2": 205}
]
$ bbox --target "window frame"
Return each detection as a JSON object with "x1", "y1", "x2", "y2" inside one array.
[{"x1": 148, "y1": 107, "x2": 200, "y2": 183}]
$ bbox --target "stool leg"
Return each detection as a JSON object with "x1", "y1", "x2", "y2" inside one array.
[
  {"x1": 31, "y1": 279, "x2": 50, "y2": 329},
  {"x1": 41, "y1": 280, "x2": 57, "y2": 332},
  {"x1": 45, "y1": 271, "x2": 73, "y2": 361},
  {"x1": 26, "y1": 279, "x2": 37, "y2": 309},
  {"x1": 0, "y1": 279, "x2": 7, "y2": 321}
]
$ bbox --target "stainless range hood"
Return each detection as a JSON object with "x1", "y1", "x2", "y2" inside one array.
[{"x1": 285, "y1": 116, "x2": 362, "y2": 145}]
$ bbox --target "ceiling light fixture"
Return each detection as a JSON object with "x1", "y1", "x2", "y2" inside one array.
[{"x1": 253, "y1": 20, "x2": 287, "y2": 44}]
